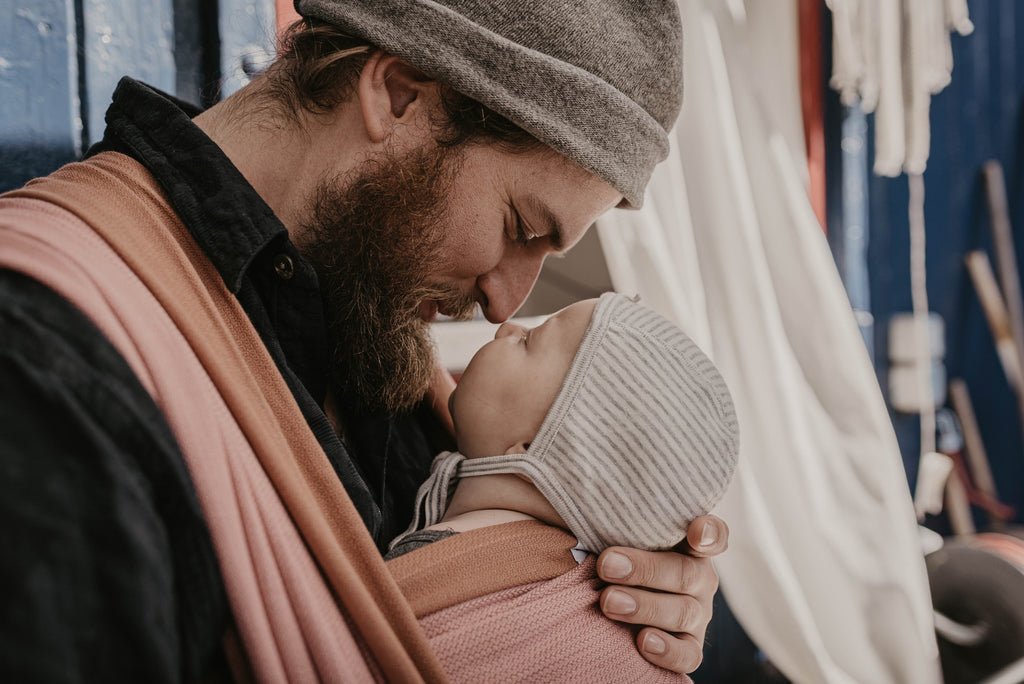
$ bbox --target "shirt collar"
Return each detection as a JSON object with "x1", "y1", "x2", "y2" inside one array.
[{"x1": 86, "y1": 77, "x2": 287, "y2": 293}]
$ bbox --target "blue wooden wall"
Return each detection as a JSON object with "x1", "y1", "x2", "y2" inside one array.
[
  {"x1": 827, "y1": 0, "x2": 1024, "y2": 529},
  {"x1": 0, "y1": 0, "x2": 274, "y2": 192},
  {"x1": 1, "y1": 1, "x2": 82, "y2": 190}
]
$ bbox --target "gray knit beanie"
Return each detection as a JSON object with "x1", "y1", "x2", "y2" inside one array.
[
  {"x1": 393, "y1": 293, "x2": 740, "y2": 554},
  {"x1": 293, "y1": 0, "x2": 684, "y2": 208}
]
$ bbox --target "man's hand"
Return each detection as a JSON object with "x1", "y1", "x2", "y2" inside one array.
[{"x1": 596, "y1": 514, "x2": 729, "y2": 674}]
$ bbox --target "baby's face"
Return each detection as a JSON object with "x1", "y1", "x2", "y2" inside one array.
[{"x1": 450, "y1": 298, "x2": 598, "y2": 458}]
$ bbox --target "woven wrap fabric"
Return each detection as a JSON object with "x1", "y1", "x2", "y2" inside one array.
[
  {"x1": 389, "y1": 521, "x2": 683, "y2": 683},
  {"x1": 396, "y1": 293, "x2": 740, "y2": 554},
  {"x1": 0, "y1": 153, "x2": 447, "y2": 683},
  {"x1": 293, "y1": 0, "x2": 684, "y2": 208}
]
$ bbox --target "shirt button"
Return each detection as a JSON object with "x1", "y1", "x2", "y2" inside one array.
[{"x1": 273, "y1": 254, "x2": 294, "y2": 280}]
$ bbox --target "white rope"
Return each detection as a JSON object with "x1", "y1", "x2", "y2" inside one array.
[{"x1": 908, "y1": 173, "x2": 935, "y2": 455}]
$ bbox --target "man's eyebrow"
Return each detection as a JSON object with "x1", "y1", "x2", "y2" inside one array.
[{"x1": 524, "y1": 197, "x2": 565, "y2": 251}]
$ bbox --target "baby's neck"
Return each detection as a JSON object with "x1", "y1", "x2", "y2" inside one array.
[
  {"x1": 422, "y1": 508, "x2": 536, "y2": 534},
  {"x1": 424, "y1": 473, "x2": 564, "y2": 534}
]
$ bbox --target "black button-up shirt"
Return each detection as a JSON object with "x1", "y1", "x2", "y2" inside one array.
[{"x1": 0, "y1": 77, "x2": 443, "y2": 681}]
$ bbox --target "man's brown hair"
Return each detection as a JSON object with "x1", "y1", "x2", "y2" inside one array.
[{"x1": 264, "y1": 18, "x2": 540, "y2": 152}]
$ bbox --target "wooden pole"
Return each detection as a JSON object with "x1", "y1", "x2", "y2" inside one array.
[
  {"x1": 965, "y1": 250, "x2": 1023, "y2": 393},
  {"x1": 945, "y1": 470, "x2": 977, "y2": 537},
  {"x1": 949, "y1": 378, "x2": 1004, "y2": 529},
  {"x1": 982, "y1": 161, "x2": 1024, "y2": 471},
  {"x1": 982, "y1": 161, "x2": 1024, "y2": 390}
]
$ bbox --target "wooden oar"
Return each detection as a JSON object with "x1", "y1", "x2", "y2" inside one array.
[
  {"x1": 982, "y1": 161, "x2": 1024, "y2": 471},
  {"x1": 965, "y1": 250, "x2": 1023, "y2": 393},
  {"x1": 983, "y1": 161, "x2": 1024, "y2": 392}
]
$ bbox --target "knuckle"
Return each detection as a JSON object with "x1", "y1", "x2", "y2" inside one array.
[
  {"x1": 664, "y1": 599, "x2": 687, "y2": 634},
  {"x1": 676, "y1": 595, "x2": 703, "y2": 633},
  {"x1": 707, "y1": 562, "x2": 720, "y2": 594},
  {"x1": 677, "y1": 554, "x2": 701, "y2": 592},
  {"x1": 647, "y1": 594, "x2": 688, "y2": 634},
  {"x1": 670, "y1": 609, "x2": 689, "y2": 635}
]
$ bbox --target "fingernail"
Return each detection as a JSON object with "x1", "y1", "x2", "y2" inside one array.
[
  {"x1": 600, "y1": 552, "x2": 633, "y2": 579},
  {"x1": 700, "y1": 524, "x2": 719, "y2": 548},
  {"x1": 604, "y1": 590, "x2": 637, "y2": 615},
  {"x1": 643, "y1": 633, "x2": 666, "y2": 655}
]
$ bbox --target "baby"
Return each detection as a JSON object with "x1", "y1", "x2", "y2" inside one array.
[{"x1": 388, "y1": 291, "x2": 740, "y2": 558}]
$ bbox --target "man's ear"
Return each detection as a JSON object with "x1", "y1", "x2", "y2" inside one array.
[{"x1": 357, "y1": 51, "x2": 439, "y2": 145}]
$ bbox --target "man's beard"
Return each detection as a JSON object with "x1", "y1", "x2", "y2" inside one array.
[{"x1": 299, "y1": 144, "x2": 477, "y2": 415}]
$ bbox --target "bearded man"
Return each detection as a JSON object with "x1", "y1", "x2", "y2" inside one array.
[{"x1": 0, "y1": 1, "x2": 730, "y2": 681}]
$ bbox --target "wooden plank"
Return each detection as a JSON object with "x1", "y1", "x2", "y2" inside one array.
[
  {"x1": 0, "y1": 0, "x2": 81, "y2": 190},
  {"x1": 80, "y1": 0, "x2": 175, "y2": 145}
]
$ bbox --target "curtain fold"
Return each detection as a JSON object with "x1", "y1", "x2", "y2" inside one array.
[{"x1": 596, "y1": 2, "x2": 940, "y2": 681}]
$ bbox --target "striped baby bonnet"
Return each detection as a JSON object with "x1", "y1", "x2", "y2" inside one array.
[{"x1": 394, "y1": 292, "x2": 740, "y2": 554}]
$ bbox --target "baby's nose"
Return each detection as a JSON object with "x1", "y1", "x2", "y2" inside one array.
[{"x1": 495, "y1": 322, "x2": 526, "y2": 339}]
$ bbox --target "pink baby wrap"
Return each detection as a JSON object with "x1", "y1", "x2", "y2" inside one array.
[
  {"x1": 0, "y1": 153, "x2": 445, "y2": 683},
  {"x1": 388, "y1": 520, "x2": 687, "y2": 683}
]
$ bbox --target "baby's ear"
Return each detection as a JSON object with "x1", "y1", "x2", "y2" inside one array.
[{"x1": 504, "y1": 442, "x2": 530, "y2": 455}]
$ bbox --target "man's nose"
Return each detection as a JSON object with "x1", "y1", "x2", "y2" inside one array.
[{"x1": 477, "y1": 250, "x2": 547, "y2": 323}]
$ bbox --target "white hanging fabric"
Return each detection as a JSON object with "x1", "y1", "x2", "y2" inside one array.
[
  {"x1": 596, "y1": 1, "x2": 941, "y2": 681},
  {"x1": 826, "y1": 0, "x2": 973, "y2": 176}
]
